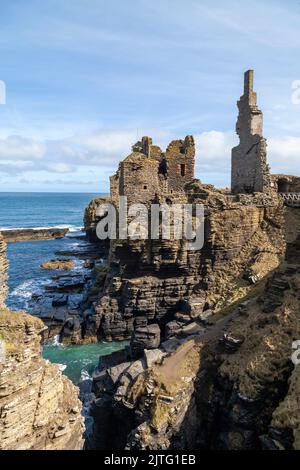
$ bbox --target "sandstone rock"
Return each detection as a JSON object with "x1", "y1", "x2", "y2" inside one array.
[
  {"x1": 0, "y1": 236, "x2": 7, "y2": 307},
  {"x1": 0, "y1": 309, "x2": 84, "y2": 450},
  {"x1": 107, "y1": 362, "x2": 131, "y2": 384},
  {"x1": 84, "y1": 70, "x2": 300, "y2": 451},
  {"x1": 41, "y1": 259, "x2": 74, "y2": 270},
  {"x1": 143, "y1": 349, "x2": 165, "y2": 368},
  {"x1": 0, "y1": 227, "x2": 69, "y2": 243},
  {"x1": 179, "y1": 322, "x2": 205, "y2": 338},
  {"x1": 130, "y1": 324, "x2": 161, "y2": 358}
]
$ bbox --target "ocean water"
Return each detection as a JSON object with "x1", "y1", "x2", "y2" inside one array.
[
  {"x1": 43, "y1": 340, "x2": 129, "y2": 384},
  {"x1": 0, "y1": 192, "x2": 98, "y2": 230},
  {"x1": 0, "y1": 192, "x2": 99, "y2": 309},
  {"x1": 0, "y1": 192, "x2": 126, "y2": 384}
]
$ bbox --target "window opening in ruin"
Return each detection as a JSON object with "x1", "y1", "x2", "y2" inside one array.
[
  {"x1": 143, "y1": 185, "x2": 147, "y2": 190},
  {"x1": 159, "y1": 159, "x2": 168, "y2": 177},
  {"x1": 277, "y1": 179, "x2": 290, "y2": 193},
  {"x1": 180, "y1": 164, "x2": 186, "y2": 177}
]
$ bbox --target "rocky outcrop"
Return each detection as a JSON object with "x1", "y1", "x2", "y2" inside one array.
[
  {"x1": 84, "y1": 187, "x2": 285, "y2": 343},
  {"x1": 84, "y1": 196, "x2": 110, "y2": 244},
  {"x1": 0, "y1": 310, "x2": 84, "y2": 450},
  {"x1": 87, "y1": 256, "x2": 300, "y2": 450},
  {"x1": 0, "y1": 235, "x2": 7, "y2": 307},
  {"x1": 1, "y1": 227, "x2": 69, "y2": 243},
  {"x1": 0, "y1": 234, "x2": 84, "y2": 450},
  {"x1": 83, "y1": 69, "x2": 299, "y2": 450},
  {"x1": 41, "y1": 259, "x2": 74, "y2": 270},
  {"x1": 86, "y1": 208, "x2": 300, "y2": 450}
]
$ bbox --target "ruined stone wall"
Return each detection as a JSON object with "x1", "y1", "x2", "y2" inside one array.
[
  {"x1": 110, "y1": 135, "x2": 196, "y2": 209},
  {"x1": 232, "y1": 70, "x2": 271, "y2": 194},
  {"x1": 165, "y1": 136, "x2": 195, "y2": 192},
  {"x1": 119, "y1": 153, "x2": 161, "y2": 205},
  {"x1": 88, "y1": 211, "x2": 299, "y2": 450},
  {"x1": 110, "y1": 173, "x2": 120, "y2": 206},
  {"x1": 273, "y1": 174, "x2": 300, "y2": 193},
  {"x1": 132, "y1": 136, "x2": 162, "y2": 161}
]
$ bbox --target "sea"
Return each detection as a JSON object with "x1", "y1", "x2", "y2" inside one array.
[{"x1": 0, "y1": 192, "x2": 127, "y2": 384}]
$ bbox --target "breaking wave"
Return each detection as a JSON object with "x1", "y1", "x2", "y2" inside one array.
[{"x1": 0, "y1": 225, "x2": 83, "y2": 233}]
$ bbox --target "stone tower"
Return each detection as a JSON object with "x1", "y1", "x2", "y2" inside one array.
[{"x1": 231, "y1": 70, "x2": 271, "y2": 194}]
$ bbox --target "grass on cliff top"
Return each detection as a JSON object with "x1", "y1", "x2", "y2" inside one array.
[
  {"x1": 128, "y1": 340, "x2": 201, "y2": 433},
  {"x1": 209, "y1": 275, "x2": 271, "y2": 323}
]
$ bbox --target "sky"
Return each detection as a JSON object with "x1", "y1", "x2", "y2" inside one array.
[{"x1": 0, "y1": 0, "x2": 300, "y2": 192}]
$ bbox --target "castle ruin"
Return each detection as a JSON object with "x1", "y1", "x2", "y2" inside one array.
[
  {"x1": 231, "y1": 70, "x2": 272, "y2": 194},
  {"x1": 110, "y1": 135, "x2": 195, "y2": 206}
]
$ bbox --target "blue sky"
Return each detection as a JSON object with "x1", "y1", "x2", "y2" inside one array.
[{"x1": 0, "y1": 0, "x2": 300, "y2": 192}]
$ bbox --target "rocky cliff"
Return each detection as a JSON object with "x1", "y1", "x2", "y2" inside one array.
[
  {"x1": 83, "y1": 187, "x2": 285, "y2": 346},
  {"x1": 84, "y1": 196, "x2": 110, "y2": 243},
  {"x1": 0, "y1": 236, "x2": 8, "y2": 308},
  {"x1": 85, "y1": 207, "x2": 300, "y2": 450},
  {"x1": 0, "y1": 234, "x2": 84, "y2": 450}
]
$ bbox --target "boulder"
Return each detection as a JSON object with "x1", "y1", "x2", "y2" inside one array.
[
  {"x1": 143, "y1": 349, "x2": 165, "y2": 368},
  {"x1": 131, "y1": 324, "x2": 161, "y2": 358}
]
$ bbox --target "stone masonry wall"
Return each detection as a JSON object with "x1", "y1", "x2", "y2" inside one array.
[{"x1": 231, "y1": 70, "x2": 271, "y2": 194}]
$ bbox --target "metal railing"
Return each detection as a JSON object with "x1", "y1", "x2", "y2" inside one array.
[{"x1": 279, "y1": 192, "x2": 300, "y2": 207}]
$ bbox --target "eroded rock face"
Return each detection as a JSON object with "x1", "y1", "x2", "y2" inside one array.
[
  {"x1": 84, "y1": 196, "x2": 111, "y2": 244},
  {"x1": 0, "y1": 236, "x2": 8, "y2": 307},
  {"x1": 41, "y1": 259, "x2": 75, "y2": 270},
  {"x1": 85, "y1": 188, "x2": 285, "y2": 343},
  {"x1": 0, "y1": 234, "x2": 84, "y2": 450},
  {"x1": 0, "y1": 310, "x2": 84, "y2": 450},
  {"x1": 87, "y1": 257, "x2": 300, "y2": 450},
  {"x1": 0, "y1": 228, "x2": 69, "y2": 243},
  {"x1": 86, "y1": 208, "x2": 300, "y2": 451}
]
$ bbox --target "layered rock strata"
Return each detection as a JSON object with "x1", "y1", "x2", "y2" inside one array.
[
  {"x1": 1, "y1": 227, "x2": 69, "y2": 243},
  {"x1": 0, "y1": 235, "x2": 7, "y2": 307},
  {"x1": 87, "y1": 208, "x2": 300, "y2": 450},
  {"x1": 0, "y1": 234, "x2": 84, "y2": 450},
  {"x1": 84, "y1": 187, "x2": 285, "y2": 344}
]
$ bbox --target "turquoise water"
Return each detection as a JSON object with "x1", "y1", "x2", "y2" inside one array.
[{"x1": 43, "y1": 341, "x2": 129, "y2": 384}]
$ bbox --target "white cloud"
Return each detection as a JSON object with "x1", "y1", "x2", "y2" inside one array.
[
  {"x1": 0, "y1": 128, "x2": 172, "y2": 177},
  {"x1": 0, "y1": 127, "x2": 300, "y2": 187},
  {"x1": 0, "y1": 136, "x2": 45, "y2": 160},
  {"x1": 45, "y1": 162, "x2": 75, "y2": 173},
  {"x1": 196, "y1": 130, "x2": 237, "y2": 168},
  {"x1": 268, "y1": 136, "x2": 300, "y2": 175}
]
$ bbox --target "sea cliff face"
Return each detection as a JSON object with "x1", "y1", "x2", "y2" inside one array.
[
  {"x1": 0, "y1": 234, "x2": 84, "y2": 450},
  {"x1": 0, "y1": 236, "x2": 8, "y2": 307},
  {"x1": 85, "y1": 208, "x2": 300, "y2": 450},
  {"x1": 82, "y1": 188, "x2": 285, "y2": 345}
]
